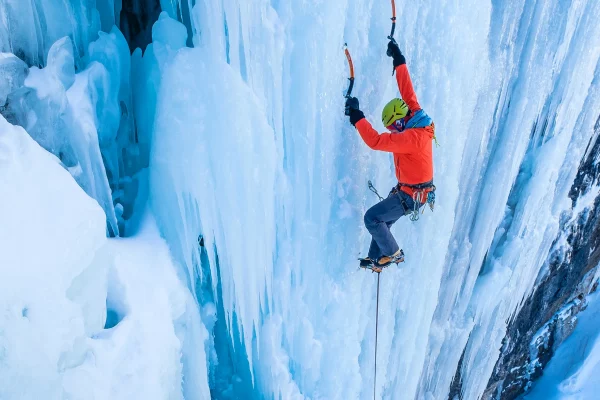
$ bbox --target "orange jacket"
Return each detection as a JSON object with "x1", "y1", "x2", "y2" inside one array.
[{"x1": 355, "y1": 64, "x2": 434, "y2": 197}]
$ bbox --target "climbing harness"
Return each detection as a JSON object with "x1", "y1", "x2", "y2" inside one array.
[
  {"x1": 396, "y1": 181, "x2": 436, "y2": 221},
  {"x1": 388, "y1": 0, "x2": 397, "y2": 44},
  {"x1": 372, "y1": 180, "x2": 436, "y2": 221},
  {"x1": 344, "y1": 44, "x2": 355, "y2": 99}
]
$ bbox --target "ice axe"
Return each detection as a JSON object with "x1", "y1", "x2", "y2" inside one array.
[
  {"x1": 388, "y1": 0, "x2": 397, "y2": 44},
  {"x1": 344, "y1": 43, "x2": 355, "y2": 99}
]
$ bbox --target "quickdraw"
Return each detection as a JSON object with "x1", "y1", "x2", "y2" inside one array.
[
  {"x1": 368, "y1": 180, "x2": 384, "y2": 201},
  {"x1": 410, "y1": 186, "x2": 435, "y2": 222},
  {"x1": 391, "y1": 181, "x2": 436, "y2": 221},
  {"x1": 408, "y1": 184, "x2": 436, "y2": 222},
  {"x1": 344, "y1": 43, "x2": 355, "y2": 98}
]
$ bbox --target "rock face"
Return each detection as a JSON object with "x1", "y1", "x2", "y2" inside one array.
[
  {"x1": 482, "y1": 117, "x2": 600, "y2": 400},
  {"x1": 119, "y1": 0, "x2": 162, "y2": 52}
]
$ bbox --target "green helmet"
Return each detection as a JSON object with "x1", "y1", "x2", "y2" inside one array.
[{"x1": 381, "y1": 98, "x2": 409, "y2": 126}]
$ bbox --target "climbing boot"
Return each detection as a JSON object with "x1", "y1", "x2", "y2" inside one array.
[
  {"x1": 359, "y1": 257, "x2": 384, "y2": 273},
  {"x1": 359, "y1": 250, "x2": 404, "y2": 273},
  {"x1": 359, "y1": 257, "x2": 374, "y2": 268},
  {"x1": 375, "y1": 249, "x2": 405, "y2": 267}
]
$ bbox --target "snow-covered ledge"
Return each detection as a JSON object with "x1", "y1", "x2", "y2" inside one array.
[{"x1": 0, "y1": 115, "x2": 209, "y2": 399}]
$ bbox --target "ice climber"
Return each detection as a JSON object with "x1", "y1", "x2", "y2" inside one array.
[{"x1": 345, "y1": 41, "x2": 435, "y2": 270}]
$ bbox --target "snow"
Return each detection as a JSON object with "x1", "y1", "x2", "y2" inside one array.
[
  {"x1": 0, "y1": 115, "x2": 207, "y2": 399},
  {"x1": 64, "y1": 213, "x2": 210, "y2": 400},
  {"x1": 1, "y1": 0, "x2": 600, "y2": 399},
  {"x1": 0, "y1": 114, "x2": 107, "y2": 399},
  {"x1": 525, "y1": 292, "x2": 600, "y2": 400}
]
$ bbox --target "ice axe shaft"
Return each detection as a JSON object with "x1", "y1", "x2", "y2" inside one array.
[
  {"x1": 344, "y1": 43, "x2": 355, "y2": 98},
  {"x1": 388, "y1": 0, "x2": 397, "y2": 42}
]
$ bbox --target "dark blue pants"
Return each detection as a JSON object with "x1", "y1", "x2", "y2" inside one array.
[{"x1": 364, "y1": 188, "x2": 415, "y2": 260}]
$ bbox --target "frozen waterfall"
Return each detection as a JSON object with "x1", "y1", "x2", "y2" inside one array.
[{"x1": 1, "y1": 0, "x2": 600, "y2": 399}]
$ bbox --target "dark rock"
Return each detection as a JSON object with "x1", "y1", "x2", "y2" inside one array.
[
  {"x1": 448, "y1": 343, "x2": 467, "y2": 400},
  {"x1": 119, "y1": 0, "x2": 162, "y2": 53},
  {"x1": 482, "y1": 116, "x2": 600, "y2": 399}
]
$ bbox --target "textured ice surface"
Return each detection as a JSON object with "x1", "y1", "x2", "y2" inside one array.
[
  {"x1": 4, "y1": 27, "x2": 143, "y2": 235},
  {"x1": 0, "y1": 114, "x2": 205, "y2": 400},
  {"x1": 0, "y1": 1, "x2": 144, "y2": 236},
  {"x1": 0, "y1": 53, "x2": 28, "y2": 105},
  {"x1": 3, "y1": 35, "x2": 120, "y2": 235},
  {"x1": 146, "y1": 1, "x2": 600, "y2": 399},
  {"x1": 1, "y1": 0, "x2": 600, "y2": 399},
  {"x1": 0, "y1": 0, "x2": 101, "y2": 66},
  {"x1": 149, "y1": 17, "x2": 278, "y2": 384}
]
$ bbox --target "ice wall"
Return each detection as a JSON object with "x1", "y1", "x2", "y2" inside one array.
[
  {"x1": 420, "y1": 2, "x2": 600, "y2": 399},
  {"x1": 0, "y1": 1, "x2": 147, "y2": 236},
  {"x1": 3, "y1": 35, "x2": 121, "y2": 235},
  {"x1": 0, "y1": 0, "x2": 123, "y2": 66},
  {"x1": 146, "y1": 10, "x2": 280, "y2": 396},
  {"x1": 0, "y1": 114, "x2": 208, "y2": 400},
  {"x1": 1, "y1": 0, "x2": 599, "y2": 399},
  {"x1": 147, "y1": 1, "x2": 600, "y2": 399},
  {"x1": 0, "y1": 2, "x2": 207, "y2": 399}
]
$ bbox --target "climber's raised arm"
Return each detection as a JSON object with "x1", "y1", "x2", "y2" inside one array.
[{"x1": 387, "y1": 41, "x2": 421, "y2": 113}]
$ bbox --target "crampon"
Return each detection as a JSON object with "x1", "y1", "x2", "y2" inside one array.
[{"x1": 358, "y1": 249, "x2": 405, "y2": 273}]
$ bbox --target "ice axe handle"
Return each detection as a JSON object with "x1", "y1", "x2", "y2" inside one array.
[
  {"x1": 344, "y1": 45, "x2": 355, "y2": 98},
  {"x1": 387, "y1": 28, "x2": 398, "y2": 74},
  {"x1": 389, "y1": 0, "x2": 397, "y2": 41},
  {"x1": 345, "y1": 78, "x2": 355, "y2": 99}
]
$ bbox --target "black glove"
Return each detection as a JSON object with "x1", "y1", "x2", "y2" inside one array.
[
  {"x1": 386, "y1": 40, "x2": 406, "y2": 68},
  {"x1": 345, "y1": 97, "x2": 365, "y2": 126}
]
